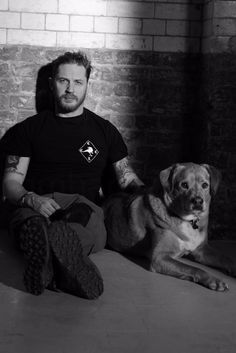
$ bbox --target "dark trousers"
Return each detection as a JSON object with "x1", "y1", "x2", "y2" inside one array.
[{"x1": 9, "y1": 192, "x2": 107, "y2": 256}]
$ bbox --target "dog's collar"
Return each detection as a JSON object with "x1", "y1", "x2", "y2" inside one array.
[{"x1": 189, "y1": 218, "x2": 199, "y2": 229}]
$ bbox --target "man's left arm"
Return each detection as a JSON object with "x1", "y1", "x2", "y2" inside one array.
[{"x1": 113, "y1": 157, "x2": 145, "y2": 192}]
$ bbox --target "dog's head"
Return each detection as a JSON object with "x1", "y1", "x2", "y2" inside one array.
[{"x1": 159, "y1": 163, "x2": 221, "y2": 221}]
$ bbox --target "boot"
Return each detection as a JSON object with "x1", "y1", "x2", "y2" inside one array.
[
  {"x1": 48, "y1": 220, "x2": 104, "y2": 299},
  {"x1": 18, "y1": 216, "x2": 55, "y2": 295}
]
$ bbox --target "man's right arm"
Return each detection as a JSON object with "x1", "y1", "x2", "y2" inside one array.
[
  {"x1": 2, "y1": 155, "x2": 60, "y2": 218},
  {"x1": 2, "y1": 155, "x2": 30, "y2": 204}
]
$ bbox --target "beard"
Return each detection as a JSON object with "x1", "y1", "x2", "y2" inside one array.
[{"x1": 55, "y1": 92, "x2": 86, "y2": 114}]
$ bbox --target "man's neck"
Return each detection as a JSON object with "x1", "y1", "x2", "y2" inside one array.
[{"x1": 56, "y1": 106, "x2": 84, "y2": 118}]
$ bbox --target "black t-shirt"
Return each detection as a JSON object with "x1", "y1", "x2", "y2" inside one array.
[{"x1": 3, "y1": 109, "x2": 128, "y2": 202}]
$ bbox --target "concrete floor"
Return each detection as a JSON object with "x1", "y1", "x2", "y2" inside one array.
[{"x1": 0, "y1": 229, "x2": 236, "y2": 353}]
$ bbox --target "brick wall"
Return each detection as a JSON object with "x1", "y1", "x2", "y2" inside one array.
[
  {"x1": 0, "y1": 0, "x2": 236, "y2": 239},
  {"x1": 202, "y1": 0, "x2": 236, "y2": 53},
  {"x1": 201, "y1": 1, "x2": 236, "y2": 239},
  {"x1": 0, "y1": 0, "x2": 203, "y2": 51}
]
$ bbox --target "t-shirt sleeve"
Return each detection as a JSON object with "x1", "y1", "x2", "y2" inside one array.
[
  {"x1": 106, "y1": 121, "x2": 128, "y2": 163},
  {"x1": 2, "y1": 121, "x2": 32, "y2": 157}
]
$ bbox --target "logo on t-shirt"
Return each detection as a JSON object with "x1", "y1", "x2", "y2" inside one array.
[{"x1": 79, "y1": 140, "x2": 99, "y2": 163}]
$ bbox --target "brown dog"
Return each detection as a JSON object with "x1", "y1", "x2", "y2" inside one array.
[{"x1": 104, "y1": 163, "x2": 235, "y2": 291}]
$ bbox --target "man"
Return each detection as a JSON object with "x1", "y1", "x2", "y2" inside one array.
[{"x1": 1, "y1": 51, "x2": 144, "y2": 299}]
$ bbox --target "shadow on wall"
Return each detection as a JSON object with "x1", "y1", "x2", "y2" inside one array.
[{"x1": 35, "y1": 63, "x2": 54, "y2": 113}]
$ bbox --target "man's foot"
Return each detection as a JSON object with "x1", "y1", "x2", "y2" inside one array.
[
  {"x1": 18, "y1": 216, "x2": 54, "y2": 295},
  {"x1": 48, "y1": 220, "x2": 104, "y2": 299}
]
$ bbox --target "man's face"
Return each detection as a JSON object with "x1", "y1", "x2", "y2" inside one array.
[{"x1": 52, "y1": 63, "x2": 88, "y2": 115}]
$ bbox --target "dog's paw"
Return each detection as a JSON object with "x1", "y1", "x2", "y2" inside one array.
[{"x1": 205, "y1": 277, "x2": 229, "y2": 292}]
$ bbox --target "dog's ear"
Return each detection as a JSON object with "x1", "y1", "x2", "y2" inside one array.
[
  {"x1": 201, "y1": 164, "x2": 221, "y2": 195},
  {"x1": 159, "y1": 164, "x2": 179, "y2": 193}
]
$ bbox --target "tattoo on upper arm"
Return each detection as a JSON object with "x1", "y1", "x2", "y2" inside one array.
[{"x1": 4, "y1": 156, "x2": 24, "y2": 176}]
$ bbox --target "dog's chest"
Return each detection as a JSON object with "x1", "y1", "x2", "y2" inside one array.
[{"x1": 178, "y1": 222, "x2": 204, "y2": 252}]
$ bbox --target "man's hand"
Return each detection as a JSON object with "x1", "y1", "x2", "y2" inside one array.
[{"x1": 25, "y1": 193, "x2": 61, "y2": 218}]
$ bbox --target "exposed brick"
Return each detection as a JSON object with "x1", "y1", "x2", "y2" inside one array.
[
  {"x1": 10, "y1": 95, "x2": 35, "y2": 110},
  {"x1": 9, "y1": 0, "x2": 57, "y2": 13},
  {"x1": 89, "y1": 50, "x2": 114, "y2": 64},
  {"x1": 21, "y1": 78, "x2": 36, "y2": 93},
  {"x1": 0, "y1": 111, "x2": 17, "y2": 125},
  {"x1": 95, "y1": 17, "x2": 118, "y2": 33},
  {"x1": 214, "y1": 18, "x2": 236, "y2": 36},
  {"x1": 135, "y1": 114, "x2": 160, "y2": 130},
  {"x1": 143, "y1": 19, "x2": 165, "y2": 35},
  {"x1": 92, "y1": 65, "x2": 151, "y2": 83},
  {"x1": 203, "y1": 36, "x2": 231, "y2": 53},
  {"x1": 109, "y1": 114, "x2": 135, "y2": 129},
  {"x1": 22, "y1": 13, "x2": 45, "y2": 30},
  {"x1": 0, "y1": 78, "x2": 20, "y2": 93},
  {"x1": 116, "y1": 51, "x2": 153, "y2": 65},
  {"x1": 0, "y1": 94, "x2": 9, "y2": 109},
  {"x1": 11, "y1": 62, "x2": 39, "y2": 78},
  {"x1": 59, "y1": 0, "x2": 106, "y2": 16},
  {"x1": 99, "y1": 96, "x2": 147, "y2": 114},
  {"x1": 106, "y1": 34, "x2": 152, "y2": 51},
  {"x1": 146, "y1": 131, "x2": 183, "y2": 146},
  {"x1": 46, "y1": 14, "x2": 69, "y2": 31},
  {"x1": 154, "y1": 36, "x2": 200, "y2": 53},
  {"x1": 119, "y1": 18, "x2": 142, "y2": 35},
  {"x1": 90, "y1": 66, "x2": 114, "y2": 81},
  {"x1": 114, "y1": 82, "x2": 138, "y2": 97},
  {"x1": 0, "y1": 62, "x2": 10, "y2": 77},
  {"x1": 8, "y1": 29, "x2": 56, "y2": 47},
  {"x1": 0, "y1": 12, "x2": 20, "y2": 28},
  {"x1": 17, "y1": 110, "x2": 36, "y2": 122},
  {"x1": 107, "y1": 1, "x2": 154, "y2": 18},
  {"x1": 57, "y1": 32, "x2": 105, "y2": 48},
  {"x1": 113, "y1": 66, "x2": 151, "y2": 81},
  {"x1": 89, "y1": 81, "x2": 114, "y2": 97},
  {"x1": 20, "y1": 47, "x2": 51, "y2": 64},
  {"x1": 0, "y1": 47, "x2": 21, "y2": 61},
  {"x1": 155, "y1": 3, "x2": 201, "y2": 21},
  {"x1": 70, "y1": 16, "x2": 93, "y2": 32}
]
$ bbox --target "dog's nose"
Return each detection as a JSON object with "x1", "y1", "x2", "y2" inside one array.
[{"x1": 191, "y1": 196, "x2": 203, "y2": 207}]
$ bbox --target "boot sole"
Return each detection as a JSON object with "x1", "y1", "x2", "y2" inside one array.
[
  {"x1": 48, "y1": 221, "x2": 104, "y2": 299},
  {"x1": 19, "y1": 216, "x2": 51, "y2": 295}
]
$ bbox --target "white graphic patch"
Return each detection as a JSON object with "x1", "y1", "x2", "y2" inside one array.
[{"x1": 79, "y1": 140, "x2": 99, "y2": 163}]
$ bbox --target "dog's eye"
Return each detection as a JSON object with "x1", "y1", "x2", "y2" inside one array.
[
  {"x1": 202, "y1": 182, "x2": 209, "y2": 189},
  {"x1": 181, "y1": 182, "x2": 189, "y2": 189}
]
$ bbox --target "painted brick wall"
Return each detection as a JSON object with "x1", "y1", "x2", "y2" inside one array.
[
  {"x1": 0, "y1": 0, "x2": 203, "y2": 52},
  {"x1": 202, "y1": 0, "x2": 236, "y2": 53}
]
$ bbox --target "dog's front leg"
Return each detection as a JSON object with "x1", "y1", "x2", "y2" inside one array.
[
  {"x1": 190, "y1": 244, "x2": 236, "y2": 277},
  {"x1": 150, "y1": 254, "x2": 228, "y2": 291}
]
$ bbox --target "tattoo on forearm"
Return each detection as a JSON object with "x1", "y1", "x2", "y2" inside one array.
[
  {"x1": 115, "y1": 158, "x2": 143, "y2": 189},
  {"x1": 6, "y1": 156, "x2": 20, "y2": 169},
  {"x1": 4, "y1": 156, "x2": 24, "y2": 176},
  {"x1": 4, "y1": 168, "x2": 24, "y2": 176}
]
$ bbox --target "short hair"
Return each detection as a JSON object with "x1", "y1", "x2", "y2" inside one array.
[{"x1": 51, "y1": 51, "x2": 92, "y2": 81}]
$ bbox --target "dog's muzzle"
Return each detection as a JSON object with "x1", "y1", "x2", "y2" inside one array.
[{"x1": 191, "y1": 196, "x2": 204, "y2": 211}]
